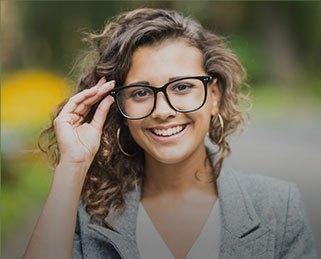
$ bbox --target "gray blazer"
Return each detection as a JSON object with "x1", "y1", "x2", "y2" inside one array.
[{"x1": 73, "y1": 167, "x2": 318, "y2": 259}]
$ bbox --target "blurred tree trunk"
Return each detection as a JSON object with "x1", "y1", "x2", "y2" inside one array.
[{"x1": 257, "y1": 2, "x2": 300, "y2": 85}]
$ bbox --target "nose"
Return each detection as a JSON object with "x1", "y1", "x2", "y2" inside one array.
[{"x1": 151, "y1": 92, "x2": 176, "y2": 120}]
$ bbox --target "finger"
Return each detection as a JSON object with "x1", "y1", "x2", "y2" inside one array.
[
  {"x1": 59, "y1": 77, "x2": 105, "y2": 115},
  {"x1": 60, "y1": 87, "x2": 98, "y2": 115},
  {"x1": 73, "y1": 80, "x2": 115, "y2": 116},
  {"x1": 71, "y1": 113, "x2": 85, "y2": 125},
  {"x1": 95, "y1": 76, "x2": 107, "y2": 88},
  {"x1": 90, "y1": 95, "x2": 115, "y2": 131},
  {"x1": 54, "y1": 113, "x2": 82, "y2": 129},
  {"x1": 83, "y1": 80, "x2": 115, "y2": 106},
  {"x1": 72, "y1": 103, "x2": 87, "y2": 116}
]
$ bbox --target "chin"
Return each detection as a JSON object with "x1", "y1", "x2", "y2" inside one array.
[{"x1": 148, "y1": 148, "x2": 191, "y2": 165}]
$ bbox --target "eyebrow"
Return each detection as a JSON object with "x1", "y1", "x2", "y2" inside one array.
[{"x1": 127, "y1": 75, "x2": 191, "y2": 86}]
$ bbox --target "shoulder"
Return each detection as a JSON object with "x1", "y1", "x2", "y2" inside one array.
[
  {"x1": 220, "y1": 166, "x2": 296, "y2": 211},
  {"x1": 227, "y1": 168, "x2": 306, "y2": 226},
  {"x1": 76, "y1": 198, "x2": 91, "y2": 224},
  {"x1": 218, "y1": 167, "x2": 297, "y2": 233},
  {"x1": 231, "y1": 167, "x2": 292, "y2": 189},
  {"x1": 217, "y1": 166, "x2": 299, "y2": 238},
  {"x1": 219, "y1": 167, "x2": 318, "y2": 258},
  {"x1": 231, "y1": 168, "x2": 295, "y2": 205}
]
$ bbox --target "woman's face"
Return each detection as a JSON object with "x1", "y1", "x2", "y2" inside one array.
[{"x1": 124, "y1": 39, "x2": 220, "y2": 164}]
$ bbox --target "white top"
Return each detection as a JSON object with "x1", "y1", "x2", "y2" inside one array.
[{"x1": 136, "y1": 200, "x2": 221, "y2": 259}]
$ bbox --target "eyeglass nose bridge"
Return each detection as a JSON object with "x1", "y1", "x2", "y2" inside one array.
[{"x1": 150, "y1": 83, "x2": 178, "y2": 114}]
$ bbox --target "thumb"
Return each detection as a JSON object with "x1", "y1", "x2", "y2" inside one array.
[{"x1": 90, "y1": 95, "x2": 115, "y2": 131}]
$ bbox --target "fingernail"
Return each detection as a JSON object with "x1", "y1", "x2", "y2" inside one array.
[
  {"x1": 110, "y1": 80, "x2": 115, "y2": 87},
  {"x1": 102, "y1": 80, "x2": 115, "y2": 88},
  {"x1": 99, "y1": 76, "x2": 106, "y2": 83}
]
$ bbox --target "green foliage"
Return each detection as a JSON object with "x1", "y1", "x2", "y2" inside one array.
[
  {"x1": 251, "y1": 78, "x2": 321, "y2": 117},
  {"x1": 1, "y1": 158, "x2": 51, "y2": 238},
  {"x1": 228, "y1": 35, "x2": 266, "y2": 83},
  {"x1": 309, "y1": 78, "x2": 321, "y2": 103}
]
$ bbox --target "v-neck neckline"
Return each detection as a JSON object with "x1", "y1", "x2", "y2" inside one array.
[{"x1": 137, "y1": 199, "x2": 220, "y2": 259}]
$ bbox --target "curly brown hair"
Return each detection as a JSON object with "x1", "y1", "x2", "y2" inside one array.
[{"x1": 39, "y1": 8, "x2": 249, "y2": 227}]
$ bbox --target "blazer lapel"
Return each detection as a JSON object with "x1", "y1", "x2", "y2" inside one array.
[
  {"x1": 87, "y1": 184, "x2": 142, "y2": 259},
  {"x1": 217, "y1": 167, "x2": 275, "y2": 258}
]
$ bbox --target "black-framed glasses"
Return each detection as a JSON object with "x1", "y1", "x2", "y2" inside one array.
[{"x1": 110, "y1": 75, "x2": 212, "y2": 120}]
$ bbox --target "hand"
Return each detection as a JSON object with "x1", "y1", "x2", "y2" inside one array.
[{"x1": 54, "y1": 77, "x2": 115, "y2": 166}]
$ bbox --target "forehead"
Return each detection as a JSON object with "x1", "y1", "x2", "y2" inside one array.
[{"x1": 125, "y1": 39, "x2": 205, "y2": 85}]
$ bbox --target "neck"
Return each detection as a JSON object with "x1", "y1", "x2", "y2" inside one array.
[{"x1": 142, "y1": 145, "x2": 216, "y2": 199}]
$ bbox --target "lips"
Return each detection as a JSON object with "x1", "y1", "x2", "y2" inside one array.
[{"x1": 148, "y1": 124, "x2": 187, "y2": 137}]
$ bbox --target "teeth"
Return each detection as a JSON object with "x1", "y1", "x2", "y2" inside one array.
[{"x1": 151, "y1": 125, "x2": 185, "y2": 137}]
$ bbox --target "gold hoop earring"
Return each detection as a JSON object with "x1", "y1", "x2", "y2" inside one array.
[
  {"x1": 116, "y1": 127, "x2": 140, "y2": 157},
  {"x1": 211, "y1": 113, "x2": 224, "y2": 145}
]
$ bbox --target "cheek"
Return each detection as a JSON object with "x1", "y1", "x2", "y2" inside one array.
[
  {"x1": 202, "y1": 113, "x2": 212, "y2": 132},
  {"x1": 127, "y1": 122, "x2": 145, "y2": 146},
  {"x1": 190, "y1": 109, "x2": 211, "y2": 131},
  {"x1": 199, "y1": 103, "x2": 214, "y2": 129}
]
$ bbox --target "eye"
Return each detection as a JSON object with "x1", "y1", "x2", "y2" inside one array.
[
  {"x1": 133, "y1": 89, "x2": 146, "y2": 97},
  {"x1": 129, "y1": 87, "x2": 153, "y2": 99},
  {"x1": 172, "y1": 83, "x2": 194, "y2": 93}
]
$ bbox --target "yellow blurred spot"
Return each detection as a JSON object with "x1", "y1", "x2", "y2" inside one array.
[{"x1": 1, "y1": 70, "x2": 71, "y2": 128}]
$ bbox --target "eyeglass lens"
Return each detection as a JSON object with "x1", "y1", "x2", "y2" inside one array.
[{"x1": 116, "y1": 78, "x2": 206, "y2": 119}]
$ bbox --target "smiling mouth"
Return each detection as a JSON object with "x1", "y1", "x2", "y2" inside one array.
[{"x1": 148, "y1": 124, "x2": 188, "y2": 137}]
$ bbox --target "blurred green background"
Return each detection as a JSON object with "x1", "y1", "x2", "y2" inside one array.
[{"x1": 2, "y1": 1, "x2": 321, "y2": 258}]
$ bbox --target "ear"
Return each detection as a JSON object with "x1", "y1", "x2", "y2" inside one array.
[{"x1": 209, "y1": 78, "x2": 221, "y2": 115}]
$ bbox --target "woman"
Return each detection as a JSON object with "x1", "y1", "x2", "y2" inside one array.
[{"x1": 24, "y1": 8, "x2": 317, "y2": 259}]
